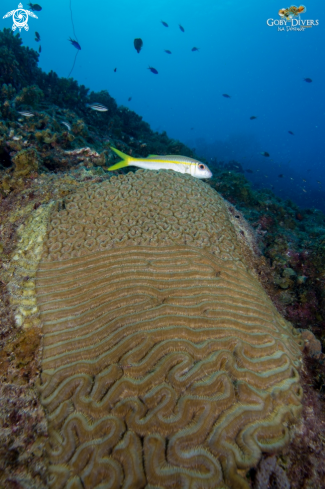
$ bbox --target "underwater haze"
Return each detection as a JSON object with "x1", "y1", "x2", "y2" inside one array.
[{"x1": 1, "y1": 0, "x2": 325, "y2": 210}]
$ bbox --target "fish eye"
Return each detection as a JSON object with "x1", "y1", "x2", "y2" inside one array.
[{"x1": 198, "y1": 164, "x2": 205, "y2": 170}]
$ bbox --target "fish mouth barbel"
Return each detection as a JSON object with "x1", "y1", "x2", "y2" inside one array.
[{"x1": 107, "y1": 147, "x2": 212, "y2": 179}]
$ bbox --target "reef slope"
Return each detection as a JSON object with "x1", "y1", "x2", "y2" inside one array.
[{"x1": 34, "y1": 170, "x2": 303, "y2": 488}]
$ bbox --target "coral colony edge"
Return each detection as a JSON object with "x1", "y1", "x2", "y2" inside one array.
[{"x1": 0, "y1": 28, "x2": 325, "y2": 489}]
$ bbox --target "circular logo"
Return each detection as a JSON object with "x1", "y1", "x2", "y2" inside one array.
[{"x1": 13, "y1": 8, "x2": 28, "y2": 29}]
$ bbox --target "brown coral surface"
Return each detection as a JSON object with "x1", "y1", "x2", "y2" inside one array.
[{"x1": 32, "y1": 170, "x2": 303, "y2": 488}]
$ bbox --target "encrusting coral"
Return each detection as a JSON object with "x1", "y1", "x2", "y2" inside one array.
[{"x1": 9, "y1": 170, "x2": 304, "y2": 488}]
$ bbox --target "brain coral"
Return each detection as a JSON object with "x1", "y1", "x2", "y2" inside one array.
[{"x1": 34, "y1": 170, "x2": 303, "y2": 489}]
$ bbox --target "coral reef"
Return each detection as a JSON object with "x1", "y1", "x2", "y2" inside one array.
[
  {"x1": 12, "y1": 170, "x2": 302, "y2": 488},
  {"x1": 12, "y1": 147, "x2": 41, "y2": 177},
  {"x1": 0, "y1": 25, "x2": 325, "y2": 489},
  {"x1": 209, "y1": 163, "x2": 325, "y2": 352},
  {"x1": 0, "y1": 29, "x2": 39, "y2": 89},
  {"x1": 253, "y1": 455, "x2": 290, "y2": 489}
]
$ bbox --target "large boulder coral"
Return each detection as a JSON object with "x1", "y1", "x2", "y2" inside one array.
[{"x1": 14, "y1": 170, "x2": 303, "y2": 488}]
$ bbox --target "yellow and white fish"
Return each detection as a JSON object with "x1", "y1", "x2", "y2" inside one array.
[{"x1": 107, "y1": 147, "x2": 212, "y2": 179}]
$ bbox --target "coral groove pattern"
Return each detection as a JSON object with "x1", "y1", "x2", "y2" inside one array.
[{"x1": 36, "y1": 171, "x2": 303, "y2": 489}]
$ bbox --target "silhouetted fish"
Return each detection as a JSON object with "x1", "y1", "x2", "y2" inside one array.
[
  {"x1": 134, "y1": 38, "x2": 143, "y2": 54},
  {"x1": 246, "y1": 169, "x2": 253, "y2": 173},
  {"x1": 128, "y1": 97, "x2": 132, "y2": 101},
  {"x1": 191, "y1": 47, "x2": 199, "y2": 51},
  {"x1": 261, "y1": 152, "x2": 270, "y2": 157},
  {"x1": 288, "y1": 131, "x2": 294, "y2": 135},
  {"x1": 222, "y1": 94, "x2": 231, "y2": 98},
  {"x1": 148, "y1": 66, "x2": 158, "y2": 74},
  {"x1": 250, "y1": 116, "x2": 257, "y2": 120},
  {"x1": 161, "y1": 21, "x2": 168, "y2": 27},
  {"x1": 69, "y1": 38, "x2": 81, "y2": 50},
  {"x1": 164, "y1": 50, "x2": 172, "y2": 54},
  {"x1": 304, "y1": 78, "x2": 312, "y2": 83},
  {"x1": 114, "y1": 67, "x2": 117, "y2": 72},
  {"x1": 278, "y1": 174, "x2": 284, "y2": 178},
  {"x1": 35, "y1": 31, "x2": 40, "y2": 42},
  {"x1": 28, "y1": 3, "x2": 42, "y2": 11},
  {"x1": 179, "y1": 24, "x2": 185, "y2": 32}
]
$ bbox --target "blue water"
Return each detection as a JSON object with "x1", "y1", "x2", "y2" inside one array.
[{"x1": 2, "y1": 0, "x2": 325, "y2": 210}]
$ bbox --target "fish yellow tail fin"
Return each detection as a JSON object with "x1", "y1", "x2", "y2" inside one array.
[{"x1": 107, "y1": 147, "x2": 134, "y2": 171}]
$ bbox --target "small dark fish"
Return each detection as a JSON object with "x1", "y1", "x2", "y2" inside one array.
[
  {"x1": 179, "y1": 24, "x2": 185, "y2": 32},
  {"x1": 246, "y1": 169, "x2": 253, "y2": 173},
  {"x1": 222, "y1": 94, "x2": 231, "y2": 98},
  {"x1": 250, "y1": 116, "x2": 257, "y2": 120},
  {"x1": 190, "y1": 127, "x2": 194, "y2": 130},
  {"x1": 261, "y1": 152, "x2": 270, "y2": 157},
  {"x1": 304, "y1": 77, "x2": 312, "y2": 83},
  {"x1": 164, "y1": 50, "x2": 172, "y2": 54},
  {"x1": 86, "y1": 102, "x2": 108, "y2": 112},
  {"x1": 69, "y1": 38, "x2": 81, "y2": 50},
  {"x1": 39, "y1": 45, "x2": 41, "y2": 53},
  {"x1": 278, "y1": 174, "x2": 284, "y2": 178},
  {"x1": 148, "y1": 66, "x2": 158, "y2": 74},
  {"x1": 134, "y1": 38, "x2": 143, "y2": 54},
  {"x1": 191, "y1": 47, "x2": 199, "y2": 52},
  {"x1": 288, "y1": 131, "x2": 294, "y2": 135},
  {"x1": 17, "y1": 110, "x2": 34, "y2": 117},
  {"x1": 114, "y1": 67, "x2": 117, "y2": 72},
  {"x1": 128, "y1": 97, "x2": 132, "y2": 102},
  {"x1": 28, "y1": 3, "x2": 42, "y2": 11},
  {"x1": 35, "y1": 31, "x2": 40, "y2": 41},
  {"x1": 161, "y1": 21, "x2": 168, "y2": 27}
]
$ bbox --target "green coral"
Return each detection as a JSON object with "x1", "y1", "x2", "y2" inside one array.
[
  {"x1": 0, "y1": 28, "x2": 39, "y2": 88},
  {"x1": 0, "y1": 83, "x2": 16, "y2": 102},
  {"x1": 15, "y1": 84, "x2": 44, "y2": 108},
  {"x1": 37, "y1": 71, "x2": 90, "y2": 111},
  {"x1": 72, "y1": 119, "x2": 88, "y2": 138}
]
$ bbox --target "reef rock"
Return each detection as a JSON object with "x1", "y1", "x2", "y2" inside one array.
[
  {"x1": 12, "y1": 147, "x2": 40, "y2": 177},
  {"x1": 16, "y1": 170, "x2": 303, "y2": 488}
]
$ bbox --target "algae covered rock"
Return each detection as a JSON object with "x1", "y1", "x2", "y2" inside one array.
[
  {"x1": 15, "y1": 84, "x2": 44, "y2": 107},
  {"x1": 0, "y1": 83, "x2": 16, "y2": 102},
  {"x1": 12, "y1": 147, "x2": 41, "y2": 177}
]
